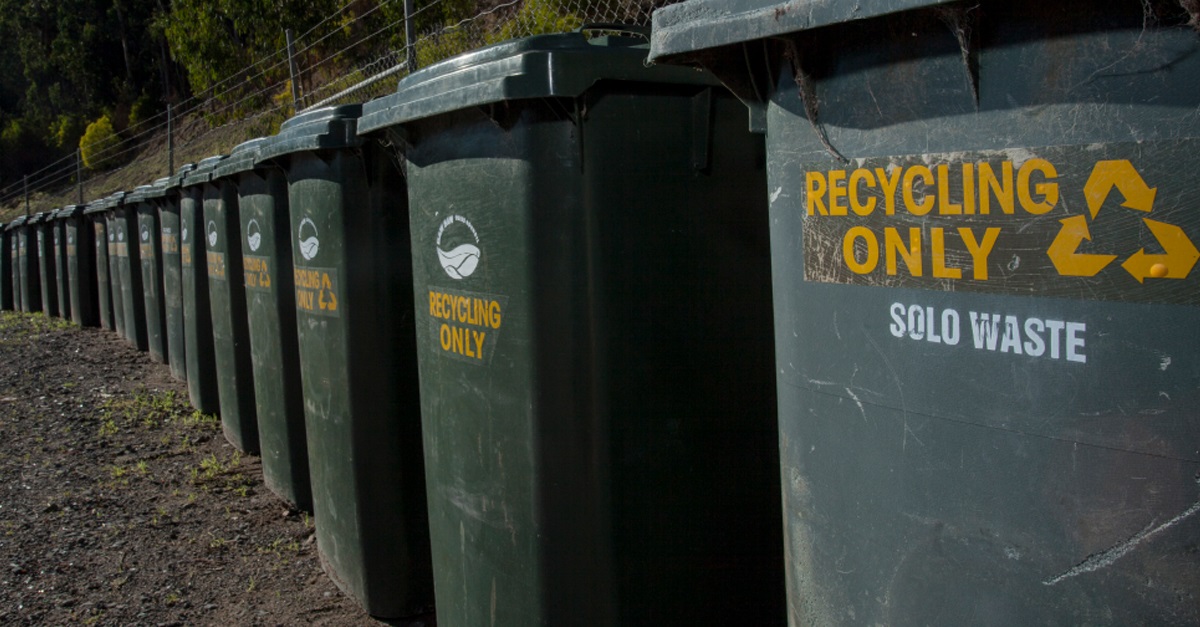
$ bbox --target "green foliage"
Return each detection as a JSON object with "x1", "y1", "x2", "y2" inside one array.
[
  {"x1": 488, "y1": 0, "x2": 584, "y2": 45},
  {"x1": 49, "y1": 114, "x2": 86, "y2": 150},
  {"x1": 415, "y1": 29, "x2": 475, "y2": 69},
  {"x1": 80, "y1": 114, "x2": 120, "y2": 169}
]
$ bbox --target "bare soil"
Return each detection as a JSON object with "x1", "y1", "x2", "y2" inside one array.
[{"x1": 0, "y1": 310, "x2": 407, "y2": 626}]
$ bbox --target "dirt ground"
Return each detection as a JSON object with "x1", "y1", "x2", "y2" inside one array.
[{"x1": 0, "y1": 310, "x2": 420, "y2": 626}]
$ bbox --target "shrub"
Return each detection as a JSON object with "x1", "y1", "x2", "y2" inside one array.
[{"x1": 79, "y1": 114, "x2": 120, "y2": 170}]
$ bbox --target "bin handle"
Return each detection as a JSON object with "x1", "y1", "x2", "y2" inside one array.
[{"x1": 577, "y1": 23, "x2": 651, "y2": 40}]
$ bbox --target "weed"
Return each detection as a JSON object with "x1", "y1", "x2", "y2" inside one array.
[{"x1": 165, "y1": 591, "x2": 180, "y2": 605}]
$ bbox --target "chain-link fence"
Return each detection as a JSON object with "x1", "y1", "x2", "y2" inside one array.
[{"x1": 0, "y1": 0, "x2": 677, "y2": 218}]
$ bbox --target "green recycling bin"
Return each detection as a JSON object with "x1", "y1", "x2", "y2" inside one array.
[
  {"x1": 218, "y1": 138, "x2": 310, "y2": 508},
  {"x1": 34, "y1": 212, "x2": 60, "y2": 318},
  {"x1": 202, "y1": 151, "x2": 260, "y2": 455},
  {"x1": 0, "y1": 222, "x2": 10, "y2": 311},
  {"x1": 85, "y1": 202, "x2": 115, "y2": 331},
  {"x1": 52, "y1": 209, "x2": 72, "y2": 321},
  {"x1": 650, "y1": 1, "x2": 1200, "y2": 624},
  {"x1": 17, "y1": 215, "x2": 41, "y2": 313},
  {"x1": 6, "y1": 219, "x2": 24, "y2": 312},
  {"x1": 179, "y1": 158, "x2": 224, "y2": 415},
  {"x1": 258, "y1": 104, "x2": 433, "y2": 618},
  {"x1": 161, "y1": 165, "x2": 194, "y2": 382},
  {"x1": 103, "y1": 195, "x2": 127, "y2": 337},
  {"x1": 59, "y1": 204, "x2": 97, "y2": 327},
  {"x1": 113, "y1": 191, "x2": 148, "y2": 350},
  {"x1": 358, "y1": 31, "x2": 784, "y2": 626},
  {"x1": 128, "y1": 181, "x2": 170, "y2": 364}
]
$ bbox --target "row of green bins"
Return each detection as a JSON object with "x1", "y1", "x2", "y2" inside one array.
[
  {"x1": 256, "y1": 104, "x2": 433, "y2": 618},
  {"x1": 218, "y1": 138, "x2": 311, "y2": 508},
  {"x1": 199, "y1": 148, "x2": 260, "y2": 454},
  {"x1": 128, "y1": 181, "x2": 169, "y2": 364},
  {"x1": 161, "y1": 166, "x2": 192, "y2": 382},
  {"x1": 178, "y1": 158, "x2": 222, "y2": 415},
  {"x1": 99, "y1": 193, "x2": 128, "y2": 343},
  {"x1": 357, "y1": 29, "x2": 783, "y2": 625},
  {"x1": 52, "y1": 210, "x2": 71, "y2": 321},
  {"x1": 86, "y1": 201, "x2": 115, "y2": 331},
  {"x1": 35, "y1": 212, "x2": 59, "y2": 318},
  {"x1": 59, "y1": 204, "x2": 97, "y2": 327},
  {"x1": 650, "y1": 1, "x2": 1200, "y2": 624}
]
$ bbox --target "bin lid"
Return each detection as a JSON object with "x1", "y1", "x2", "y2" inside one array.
[
  {"x1": 256, "y1": 105, "x2": 362, "y2": 163},
  {"x1": 358, "y1": 30, "x2": 719, "y2": 134},
  {"x1": 167, "y1": 163, "x2": 197, "y2": 189},
  {"x1": 125, "y1": 183, "x2": 160, "y2": 204},
  {"x1": 6, "y1": 215, "x2": 26, "y2": 229},
  {"x1": 94, "y1": 191, "x2": 128, "y2": 211},
  {"x1": 649, "y1": 0, "x2": 956, "y2": 62},
  {"x1": 181, "y1": 155, "x2": 227, "y2": 187},
  {"x1": 82, "y1": 199, "x2": 108, "y2": 216},
  {"x1": 55, "y1": 204, "x2": 86, "y2": 220},
  {"x1": 215, "y1": 137, "x2": 269, "y2": 178}
]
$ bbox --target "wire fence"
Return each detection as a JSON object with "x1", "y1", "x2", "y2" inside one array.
[{"x1": 0, "y1": 0, "x2": 673, "y2": 217}]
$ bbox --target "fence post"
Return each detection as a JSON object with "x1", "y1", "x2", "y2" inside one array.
[
  {"x1": 77, "y1": 149, "x2": 84, "y2": 205},
  {"x1": 405, "y1": 0, "x2": 417, "y2": 73},
  {"x1": 287, "y1": 29, "x2": 302, "y2": 108},
  {"x1": 24, "y1": 175, "x2": 29, "y2": 216}
]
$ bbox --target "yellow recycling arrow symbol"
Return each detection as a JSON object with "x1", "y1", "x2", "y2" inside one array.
[
  {"x1": 1048, "y1": 159, "x2": 1196, "y2": 283},
  {"x1": 1120, "y1": 218, "x2": 1200, "y2": 283},
  {"x1": 318, "y1": 272, "x2": 338, "y2": 311},
  {"x1": 1047, "y1": 216, "x2": 1117, "y2": 277}
]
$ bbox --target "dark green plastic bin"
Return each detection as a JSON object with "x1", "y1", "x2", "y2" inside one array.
[
  {"x1": 84, "y1": 202, "x2": 114, "y2": 331},
  {"x1": 258, "y1": 104, "x2": 433, "y2": 618},
  {"x1": 59, "y1": 204, "x2": 97, "y2": 327},
  {"x1": 359, "y1": 30, "x2": 783, "y2": 627},
  {"x1": 128, "y1": 181, "x2": 170, "y2": 364},
  {"x1": 179, "y1": 159, "x2": 224, "y2": 415},
  {"x1": 650, "y1": 1, "x2": 1200, "y2": 623},
  {"x1": 161, "y1": 165, "x2": 194, "y2": 382},
  {"x1": 6, "y1": 219, "x2": 24, "y2": 312},
  {"x1": 102, "y1": 195, "x2": 128, "y2": 337},
  {"x1": 202, "y1": 151, "x2": 260, "y2": 454},
  {"x1": 218, "y1": 138, "x2": 311, "y2": 509},
  {"x1": 52, "y1": 209, "x2": 71, "y2": 321},
  {"x1": 16, "y1": 215, "x2": 41, "y2": 313},
  {"x1": 0, "y1": 222, "x2": 10, "y2": 311},
  {"x1": 34, "y1": 212, "x2": 59, "y2": 318}
]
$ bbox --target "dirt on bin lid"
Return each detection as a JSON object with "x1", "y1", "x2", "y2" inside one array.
[{"x1": 0, "y1": 311, "x2": 430, "y2": 626}]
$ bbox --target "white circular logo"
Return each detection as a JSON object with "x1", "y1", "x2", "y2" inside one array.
[
  {"x1": 298, "y1": 218, "x2": 320, "y2": 261},
  {"x1": 436, "y1": 215, "x2": 481, "y2": 280},
  {"x1": 141, "y1": 226, "x2": 150, "y2": 242},
  {"x1": 182, "y1": 226, "x2": 189, "y2": 242},
  {"x1": 109, "y1": 231, "x2": 114, "y2": 242},
  {"x1": 207, "y1": 221, "x2": 218, "y2": 247},
  {"x1": 246, "y1": 219, "x2": 262, "y2": 253},
  {"x1": 118, "y1": 228, "x2": 125, "y2": 242},
  {"x1": 68, "y1": 234, "x2": 74, "y2": 244}
]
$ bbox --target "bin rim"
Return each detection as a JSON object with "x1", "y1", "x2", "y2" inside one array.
[
  {"x1": 648, "y1": 0, "x2": 958, "y2": 62},
  {"x1": 181, "y1": 155, "x2": 227, "y2": 187},
  {"x1": 358, "y1": 30, "x2": 719, "y2": 134},
  {"x1": 82, "y1": 200, "x2": 108, "y2": 216},
  {"x1": 256, "y1": 104, "x2": 362, "y2": 164},
  {"x1": 5, "y1": 215, "x2": 25, "y2": 229},
  {"x1": 93, "y1": 191, "x2": 129, "y2": 211},
  {"x1": 125, "y1": 182, "x2": 162, "y2": 204},
  {"x1": 215, "y1": 137, "x2": 270, "y2": 178},
  {"x1": 55, "y1": 204, "x2": 87, "y2": 219}
]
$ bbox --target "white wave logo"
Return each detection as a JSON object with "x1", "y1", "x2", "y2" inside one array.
[
  {"x1": 182, "y1": 227, "x2": 188, "y2": 242},
  {"x1": 246, "y1": 219, "x2": 262, "y2": 252},
  {"x1": 118, "y1": 228, "x2": 125, "y2": 242},
  {"x1": 207, "y1": 221, "x2": 218, "y2": 247},
  {"x1": 141, "y1": 226, "x2": 149, "y2": 242},
  {"x1": 109, "y1": 231, "x2": 114, "y2": 242},
  {"x1": 435, "y1": 215, "x2": 481, "y2": 280},
  {"x1": 298, "y1": 217, "x2": 319, "y2": 261}
]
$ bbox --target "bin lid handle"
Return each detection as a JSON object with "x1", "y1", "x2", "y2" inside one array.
[{"x1": 577, "y1": 23, "x2": 650, "y2": 40}]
